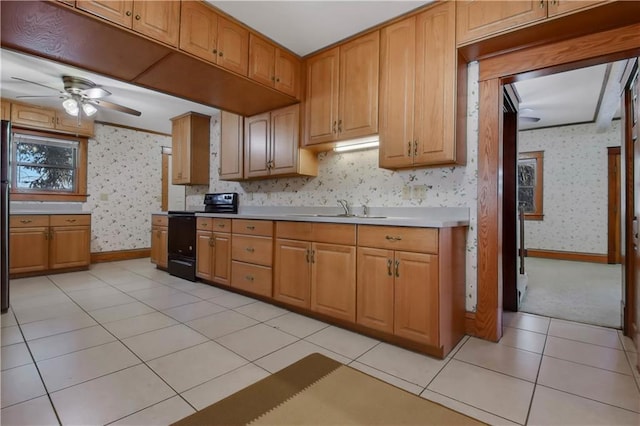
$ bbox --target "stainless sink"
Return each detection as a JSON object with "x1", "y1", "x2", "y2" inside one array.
[{"x1": 286, "y1": 213, "x2": 387, "y2": 219}]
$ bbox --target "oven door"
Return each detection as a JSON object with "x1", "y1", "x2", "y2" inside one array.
[{"x1": 168, "y1": 214, "x2": 196, "y2": 258}]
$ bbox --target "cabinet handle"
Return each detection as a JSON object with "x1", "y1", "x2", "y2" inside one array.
[
  {"x1": 135, "y1": 14, "x2": 141, "y2": 20},
  {"x1": 245, "y1": 275, "x2": 254, "y2": 282},
  {"x1": 271, "y1": 76, "x2": 276, "y2": 82},
  {"x1": 385, "y1": 235, "x2": 402, "y2": 241},
  {"x1": 539, "y1": 0, "x2": 544, "y2": 8},
  {"x1": 202, "y1": 222, "x2": 208, "y2": 227},
  {"x1": 333, "y1": 121, "x2": 337, "y2": 134},
  {"x1": 395, "y1": 260, "x2": 400, "y2": 278},
  {"x1": 19, "y1": 219, "x2": 32, "y2": 224},
  {"x1": 44, "y1": 231, "x2": 48, "y2": 240},
  {"x1": 213, "y1": 49, "x2": 218, "y2": 54},
  {"x1": 407, "y1": 141, "x2": 412, "y2": 156},
  {"x1": 413, "y1": 141, "x2": 418, "y2": 157},
  {"x1": 310, "y1": 249, "x2": 315, "y2": 264},
  {"x1": 49, "y1": 229, "x2": 54, "y2": 240},
  {"x1": 126, "y1": 10, "x2": 132, "y2": 16},
  {"x1": 276, "y1": 77, "x2": 280, "y2": 82},
  {"x1": 337, "y1": 119, "x2": 342, "y2": 133},
  {"x1": 387, "y1": 259, "x2": 392, "y2": 276},
  {"x1": 246, "y1": 225, "x2": 255, "y2": 230},
  {"x1": 65, "y1": 219, "x2": 77, "y2": 223},
  {"x1": 306, "y1": 249, "x2": 310, "y2": 263},
  {"x1": 208, "y1": 238, "x2": 215, "y2": 247},
  {"x1": 217, "y1": 223, "x2": 225, "y2": 228},
  {"x1": 56, "y1": 117, "x2": 60, "y2": 125},
  {"x1": 245, "y1": 247, "x2": 255, "y2": 253},
  {"x1": 219, "y1": 51, "x2": 224, "y2": 57}
]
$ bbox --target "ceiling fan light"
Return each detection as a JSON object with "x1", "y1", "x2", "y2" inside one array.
[
  {"x1": 82, "y1": 102, "x2": 97, "y2": 116},
  {"x1": 62, "y1": 98, "x2": 78, "y2": 116}
]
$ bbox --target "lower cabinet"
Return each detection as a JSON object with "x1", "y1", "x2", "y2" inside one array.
[
  {"x1": 274, "y1": 222, "x2": 356, "y2": 322},
  {"x1": 230, "y1": 219, "x2": 273, "y2": 297},
  {"x1": 150, "y1": 215, "x2": 168, "y2": 269},
  {"x1": 196, "y1": 218, "x2": 231, "y2": 285},
  {"x1": 10, "y1": 214, "x2": 91, "y2": 276}
]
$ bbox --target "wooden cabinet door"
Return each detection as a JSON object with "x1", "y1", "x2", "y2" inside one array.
[
  {"x1": 356, "y1": 247, "x2": 394, "y2": 333},
  {"x1": 11, "y1": 104, "x2": 55, "y2": 130},
  {"x1": 456, "y1": 0, "x2": 547, "y2": 45},
  {"x1": 379, "y1": 17, "x2": 416, "y2": 169},
  {"x1": 55, "y1": 114, "x2": 94, "y2": 136},
  {"x1": 179, "y1": 0, "x2": 218, "y2": 62},
  {"x1": 150, "y1": 226, "x2": 161, "y2": 265},
  {"x1": 248, "y1": 34, "x2": 276, "y2": 87},
  {"x1": 311, "y1": 243, "x2": 356, "y2": 322},
  {"x1": 414, "y1": 2, "x2": 458, "y2": 166},
  {"x1": 212, "y1": 232, "x2": 231, "y2": 285},
  {"x1": 270, "y1": 104, "x2": 299, "y2": 176},
  {"x1": 305, "y1": 47, "x2": 339, "y2": 145},
  {"x1": 547, "y1": 0, "x2": 607, "y2": 17},
  {"x1": 244, "y1": 112, "x2": 270, "y2": 178},
  {"x1": 1, "y1": 100, "x2": 10, "y2": 121},
  {"x1": 171, "y1": 115, "x2": 188, "y2": 184},
  {"x1": 394, "y1": 251, "x2": 439, "y2": 346},
  {"x1": 76, "y1": 0, "x2": 133, "y2": 28},
  {"x1": 171, "y1": 113, "x2": 210, "y2": 185},
  {"x1": 274, "y1": 239, "x2": 311, "y2": 309},
  {"x1": 158, "y1": 227, "x2": 168, "y2": 268},
  {"x1": 338, "y1": 31, "x2": 379, "y2": 140},
  {"x1": 216, "y1": 16, "x2": 249, "y2": 75},
  {"x1": 49, "y1": 226, "x2": 90, "y2": 270},
  {"x1": 220, "y1": 111, "x2": 244, "y2": 180},
  {"x1": 9, "y1": 228, "x2": 49, "y2": 274},
  {"x1": 275, "y1": 48, "x2": 301, "y2": 98},
  {"x1": 132, "y1": 1, "x2": 180, "y2": 46},
  {"x1": 196, "y1": 230, "x2": 213, "y2": 280}
]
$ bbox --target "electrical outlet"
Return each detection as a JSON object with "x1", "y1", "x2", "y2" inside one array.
[
  {"x1": 99, "y1": 193, "x2": 109, "y2": 201},
  {"x1": 412, "y1": 185, "x2": 427, "y2": 200},
  {"x1": 402, "y1": 185, "x2": 411, "y2": 200}
]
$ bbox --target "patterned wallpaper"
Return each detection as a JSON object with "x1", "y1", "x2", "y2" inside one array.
[
  {"x1": 83, "y1": 124, "x2": 168, "y2": 252},
  {"x1": 519, "y1": 121, "x2": 621, "y2": 254},
  {"x1": 186, "y1": 62, "x2": 481, "y2": 311}
]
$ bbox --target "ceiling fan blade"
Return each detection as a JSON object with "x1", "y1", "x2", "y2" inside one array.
[
  {"x1": 16, "y1": 95, "x2": 64, "y2": 99},
  {"x1": 11, "y1": 77, "x2": 64, "y2": 94},
  {"x1": 519, "y1": 116, "x2": 541, "y2": 123},
  {"x1": 83, "y1": 87, "x2": 111, "y2": 99},
  {"x1": 89, "y1": 99, "x2": 141, "y2": 116}
]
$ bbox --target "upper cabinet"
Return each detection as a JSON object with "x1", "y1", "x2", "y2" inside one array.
[
  {"x1": 379, "y1": 2, "x2": 464, "y2": 169},
  {"x1": 77, "y1": 0, "x2": 180, "y2": 47},
  {"x1": 304, "y1": 31, "x2": 379, "y2": 147},
  {"x1": 171, "y1": 112, "x2": 211, "y2": 185},
  {"x1": 179, "y1": 0, "x2": 249, "y2": 76},
  {"x1": 1, "y1": 100, "x2": 10, "y2": 121},
  {"x1": 456, "y1": 0, "x2": 609, "y2": 45},
  {"x1": 9, "y1": 101, "x2": 95, "y2": 137},
  {"x1": 219, "y1": 111, "x2": 244, "y2": 181},
  {"x1": 244, "y1": 104, "x2": 317, "y2": 179},
  {"x1": 249, "y1": 34, "x2": 301, "y2": 98}
]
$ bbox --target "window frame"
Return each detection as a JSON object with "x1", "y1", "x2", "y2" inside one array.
[
  {"x1": 518, "y1": 150, "x2": 544, "y2": 221},
  {"x1": 10, "y1": 128, "x2": 88, "y2": 202}
]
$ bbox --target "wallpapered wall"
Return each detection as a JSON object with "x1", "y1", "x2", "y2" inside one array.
[
  {"x1": 185, "y1": 63, "x2": 481, "y2": 311},
  {"x1": 519, "y1": 121, "x2": 621, "y2": 254},
  {"x1": 84, "y1": 124, "x2": 168, "y2": 253}
]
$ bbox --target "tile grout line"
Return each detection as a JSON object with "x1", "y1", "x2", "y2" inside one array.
[{"x1": 522, "y1": 319, "x2": 550, "y2": 425}]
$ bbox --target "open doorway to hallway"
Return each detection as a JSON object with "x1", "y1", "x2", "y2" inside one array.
[{"x1": 503, "y1": 60, "x2": 632, "y2": 329}]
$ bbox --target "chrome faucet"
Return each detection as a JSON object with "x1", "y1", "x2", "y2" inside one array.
[
  {"x1": 337, "y1": 199, "x2": 351, "y2": 216},
  {"x1": 363, "y1": 205, "x2": 369, "y2": 217}
]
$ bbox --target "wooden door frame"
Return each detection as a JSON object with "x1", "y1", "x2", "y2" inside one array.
[
  {"x1": 473, "y1": 23, "x2": 640, "y2": 341},
  {"x1": 608, "y1": 146, "x2": 621, "y2": 264}
]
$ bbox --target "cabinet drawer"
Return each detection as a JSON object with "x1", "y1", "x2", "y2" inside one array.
[
  {"x1": 10, "y1": 215, "x2": 49, "y2": 228},
  {"x1": 357, "y1": 225, "x2": 438, "y2": 253},
  {"x1": 213, "y1": 219, "x2": 232, "y2": 232},
  {"x1": 50, "y1": 215, "x2": 91, "y2": 227},
  {"x1": 276, "y1": 221, "x2": 356, "y2": 245},
  {"x1": 233, "y1": 219, "x2": 273, "y2": 236},
  {"x1": 231, "y1": 261, "x2": 272, "y2": 297},
  {"x1": 197, "y1": 217, "x2": 213, "y2": 230},
  {"x1": 232, "y1": 235, "x2": 273, "y2": 266},
  {"x1": 152, "y1": 215, "x2": 168, "y2": 227}
]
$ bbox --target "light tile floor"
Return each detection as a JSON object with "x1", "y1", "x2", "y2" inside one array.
[{"x1": 1, "y1": 259, "x2": 639, "y2": 425}]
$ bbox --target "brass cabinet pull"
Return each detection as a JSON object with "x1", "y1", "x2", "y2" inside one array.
[
  {"x1": 213, "y1": 48, "x2": 218, "y2": 54},
  {"x1": 126, "y1": 11, "x2": 132, "y2": 16},
  {"x1": 387, "y1": 259, "x2": 392, "y2": 276},
  {"x1": 219, "y1": 51, "x2": 224, "y2": 57},
  {"x1": 65, "y1": 219, "x2": 76, "y2": 223},
  {"x1": 395, "y1": 260, "x2": 400, "y2": 278},
  {"x1": 385, "y1": 235, "x2": 402, "y2": 241},
  {"x1": 217, "y1": 223, "x2": 225, "y2": 228},
  {"x1": 19, "y1": 219, "x2": 32, "y2": 224},
  {"x1": 202, "y1": 222, "x2": 208, "y2": 227},
  {"x1": 245, "y1": 275, "x2": 254, "y2": 282},
  {"x1": 338, "y1": 119, "x2": 342, "y2": 133},
  {"x1": 306, "y1": 249, "x2": 310, "y2": 263},
  {"x1": 310, "y1": 250, "x2": 315, "y2": 264},
  {"x1": 414, "y1": 140, "x2": 418, "y2": 157},
  {"x1": 271, "y1": 76, "x2": 276, "y2": 82},
  {"x1": 275, "y1": 77, "x2": 280, "y2": 82},
  {"x1": 208, "y1": 238, "x2": 215, "y2": 247},
  {"x1": 135, "y1": 14, "x2": 141, "y2": 20},
  {"x1": 407, "y1": 141, "x2": 412, "y2": 156},
  {"x1": 246, "y1": 225, "x2": 255, "y2": 230},
  {"x1": 539, "y1": 0, "x2": 544, "y2": 8},
  {"x1": 333, "y1": 121, "x2": 337, "y2": 134},
  {"x1": 245, "y1": 247, "x2": 255, "y2": 253}
]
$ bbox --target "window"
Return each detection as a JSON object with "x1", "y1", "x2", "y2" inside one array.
[
  {"x1": 11, "y1": 129, "x2": 88, "y2": 202},
  {"x1": 518, "y1": 151, "x2": 543, "y2": 220}
]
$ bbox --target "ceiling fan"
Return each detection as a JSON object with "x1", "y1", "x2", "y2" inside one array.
[
  {"x1": 519, "y1": 108, "x2": 540, "y2": 123},
  {"x1": 12, "y1": 75, "x2": 142, "y2": 118}
]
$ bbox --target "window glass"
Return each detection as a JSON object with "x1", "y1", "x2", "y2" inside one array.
[{"x1": 13, "y1": 133, "x2": 78, "y2": 192}]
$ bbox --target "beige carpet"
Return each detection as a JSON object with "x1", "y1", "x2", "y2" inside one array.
[
  {"x1": 172, "y1": 353, "x2": 486, "y2": 426},
  {"x1": 519, "y1": 258, "x2": 622, "y2": 328}
]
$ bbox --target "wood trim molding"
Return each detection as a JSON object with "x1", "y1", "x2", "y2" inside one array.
[
  {"x1": 465, "y1": 312, "x2": 477, "y2": 337},
  {"x1": 161, "y1": 153, "x2": 169, "y2": 212},
  {"x1": 90, "y1": 248, "x2": 151, "y2": 264},
  {"x1": 522, "y1": 249, "x2": 608, "y2": 264}
]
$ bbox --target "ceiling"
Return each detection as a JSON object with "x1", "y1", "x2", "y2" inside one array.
[{"x1": 0, "y1": 2, "x2": 625, "y2": 135}]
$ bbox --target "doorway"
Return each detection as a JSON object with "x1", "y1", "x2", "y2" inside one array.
[{"x1": 502, "y1": 63, "x2": 626, "y2": 329}]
